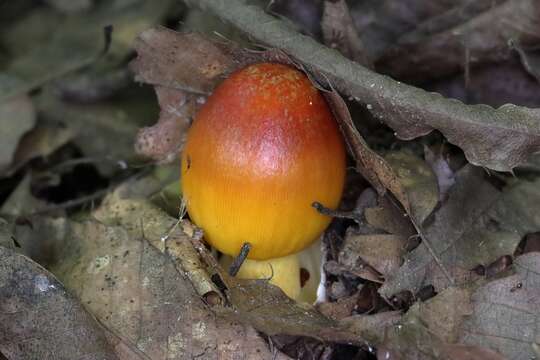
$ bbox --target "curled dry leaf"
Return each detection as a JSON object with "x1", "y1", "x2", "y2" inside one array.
[
  {"x1": 0, "y1": 246, "x2": 119, "y2": 360},
  {"x1": 134, "y1": 86, "x2": 200, "y2": 163},
  {"x1": 130, "y1": 27, "x2": 236, "y2": 95},
  {"x1": 185, "y1": 0, "x2": 540, "y2": 171}
]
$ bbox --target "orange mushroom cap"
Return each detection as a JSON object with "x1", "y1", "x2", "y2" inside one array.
[{"x1": 181, "y1": 62, "x2": 346, "y2": 260}]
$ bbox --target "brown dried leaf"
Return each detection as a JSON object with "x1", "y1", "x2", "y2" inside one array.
[
  {"x1": 380, "y1": 286, "x2": 474, "y2": 359},
  {"x1": 377, "y1": 0, "x2": 538, "y2": 82},
  {"x1": 324, "y1": 91, "x2": 393, "y2": 195},
  {"x1": 339, "y1": 233, "x2": 404, "y2": 280},
  {"x1": 381, "y1": 165, "x2": 540, "y2": 297},
  {"x1": 19, "y1": 214, "x2": 280, "y2": 359},
  {"x1": 130, "y1": 27, "x2": 237, "y2": 95},
  {"x1": 459, "y1": 253, "x2": 540, "y2": 359},
  {"x1": 321, "y1": 0, "x2": 372, "y2": 67},
  {"x1": 383, "y1": 151, "x2": 438, "y2": 225},
  {"x1": 430, "y1": 62, "x2": 540, "y2": 108},
  {"x1": 0, "y1": 246, "x2": 119, "y2": 360},
  {"x1": 134, "y1": 87, "x2": 200, "y2": 163},
  {"x1": 364, "y1": 196, "x2": 416, "y2": 238},
  {"x1": 326, "y1": 92, "x2": 438, "y2": 227},
  {"x1": 349, "y1": 0, "x2": 475, "y2": 59}
]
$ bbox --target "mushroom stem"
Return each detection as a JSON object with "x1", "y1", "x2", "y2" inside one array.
[{"x1": 221, "y1": 253, "x2": 302, "y2": 300}]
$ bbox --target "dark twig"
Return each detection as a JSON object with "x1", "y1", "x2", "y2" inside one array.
[
  {"x1": 312, "y1": 201, "x2": 359, "y2": 221},
  {"x1": 228, "y1": 242, "x2": 252, "y2": 276}
]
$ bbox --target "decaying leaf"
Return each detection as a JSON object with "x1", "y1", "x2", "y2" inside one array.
[
  {"x1": 321, "y1": 0, "x2": 372, "y2": 67},
  {"x1": 134, "y1": 87, "x2": 200, "y2": 163},
  {"x1": 15, "y1": 211, "x2": 284, "y2": 359},
  {"x1": 460, "y1": 253, "x2": 540, "y2": 359},
  {"x1": 349, "y1": 0, "x2": 476, "y2": 60},
  {"x1": 339, "y1": 232, "x2": 404, "y2": 281},
  {"x1": 380, "y1": 286, "x2": 474, "y2": 359},
  {"x1": 430, "y1": 62, "x2": 540, "y2": 108},
  {"x1": 377, "y1": 0, "x2": 540, "y2": 82},
  {"x1": 130, "y1": 27, "x2": 237, "y2": 95},
  {"x1": 381, "y1": 165, "x2": 540, "y2": 297},
  {"x1": 0, "y1": 246, "x2": 119, "y2": 360},
  {"x1": 383, "y1": 151, "x2": 438, "y2": 225},
  {"x1": 364, "y1": 195, "x2": 416, "y2": 239}
]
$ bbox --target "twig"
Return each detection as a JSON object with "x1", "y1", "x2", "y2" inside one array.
[
  {"x1": 228, "y1": 242, "x2": 252, "y2": 276},
  {"x1": 312, "y1": 201, "x2": 358, "y2": 221}
]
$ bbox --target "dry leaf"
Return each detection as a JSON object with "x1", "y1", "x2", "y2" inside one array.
[
  {"x1": 381, "y1": 165, "x2": 540, "y2": 297},
  {"x1": 321, "y1": 0, "x2": 372, "y2": 67},
  {"x1": 459, "y1": 253, "x2": 540, "y2": 359},
  {"x1": 134, "y1": 87, "x2": 200, "y2": 163},
  {"x1": 430, "y1": 62, "x2": 540, "y2": 108},
  {"x1": 381, "y1": 286, "x2": 473, "y2": 359},
  {"x1": 0, "y1": 246, "x2": 119, "y2": 360},
  {"x1": 130, "y1": 27, "x2": 237, "y2": 94},
  {"x1": 377, "y1": 0, "x2": 538, "y2": 82},
  {"x1": 349, "y1": 0, "x2": 476, "y2": 59},
  {"x1": 339, "y1": 233, "x2": 404, "y2": 280}
]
